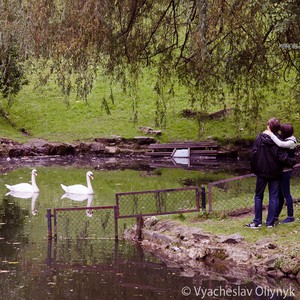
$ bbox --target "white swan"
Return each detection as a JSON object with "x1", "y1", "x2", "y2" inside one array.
[
  {"x1": 5, "y1": 169, "x2": 39, "y2": 193},
  {"x1": 60, "y1": 171, "x2": 94, "y2": 195}
]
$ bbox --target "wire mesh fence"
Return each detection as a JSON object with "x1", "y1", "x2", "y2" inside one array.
[
  {"x1": 47, "y1": 165, "x2": 300, "y2": 239},
  {"x1": 207, "y1": 164, "x2": 300, "y2": 215},
  {"x1": 116, "y1": 186, "x2": 200, "y2": 218},
  {"x1": 47, "y1": 187, "x2": 201, "y2": 240},
  {"x1": 53, "y1": 206, "x2": 118, "y2": 240},
  {"x1": 207, "y1": 174, "x2": 256, "y2": 214}
]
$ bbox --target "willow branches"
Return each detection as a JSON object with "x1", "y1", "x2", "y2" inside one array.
[{"x1": 0, "y1": 0, "x2": 299, "y2": 126}]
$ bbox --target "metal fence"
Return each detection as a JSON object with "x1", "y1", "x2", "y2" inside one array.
[
  {"x1": 207, "y1": 174, "x2": 256, "y2": 214},
  {"x1": 47, "y1": 186, "x2": 201, "y2": 240},
  {"x1": 207, "y1": 164, "x2": 300, "y2": 214},
  {"x1": 116, "y1": 186, "x2": 201, "y2": 218},
  {"x1": 49, "y1": 206, "x2": 118, "y2": 240},
  {"x1": 46, "y1": 164, "x2": 300, "y2": 239}
]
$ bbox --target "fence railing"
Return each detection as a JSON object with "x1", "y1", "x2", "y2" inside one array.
[
  {"x1": 46, "y1": 186, "x2": 202, "y2": 240},
  {"x1": 207, "y1": 173, "x2": 256, "y2": 214},
  {"x1": 116, "y1": 186, "x2": 201, "y2": 218},
  {"x1": 207, "y1": 164, "x2": 300, "y2": 214},
  {"x1": 48, "y1": 206, "x2": 118, "y2": 240},
  {"x1": 46, "y1": 164, "x2": 300, "y2": 239}
]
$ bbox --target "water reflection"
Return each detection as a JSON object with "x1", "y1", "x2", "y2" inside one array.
[
  {"x1": 43, "y1": 238, "x2": 299, "y2": 300},
  {"x1": 5, "y1": 191, "x2": 39, "y2": 215},
  {"x1": 43, "y1": 239, "x2": 188, "y2": 299},
  {"x1": 0, "y1": 165, "x2": 299, "y2": 299},
  {"x1": 172, "y1": 156, "x2": 190, "y2": 166},
  {"x1": 61, "y1": 193, "x2": 94, "y2": 217},
  {"x1": 0, "y1": 197, "x2": 29, "y2": 263}
]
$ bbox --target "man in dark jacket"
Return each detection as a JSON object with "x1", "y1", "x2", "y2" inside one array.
[{"x1": 247, "y1": 118, "x2": 297, "y2": 228}]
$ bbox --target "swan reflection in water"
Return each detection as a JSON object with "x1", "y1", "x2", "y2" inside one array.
[
  {"x1": 61, "y1": 193, "x2": 94, "y2": 217},
  {"x1": 5, "y1": 191, "x2": 39, "y2": 215}
]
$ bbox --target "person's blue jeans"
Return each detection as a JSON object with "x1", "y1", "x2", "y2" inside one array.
[
  {"x1": 275, "y1": 170, "x2": 294, "y2": 218},
  {"x1": 253, "y1": 176, "x2": 279, "y2": 226}
]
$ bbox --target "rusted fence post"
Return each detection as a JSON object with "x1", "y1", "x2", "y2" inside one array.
[
  {"x1": 135, "y1": 215, "x2": 144, "y2": 241},
  {"x1": 114, "y1": 206, "x2": 119, "y2": 240},
  {"x1": 46, "y1": 209, "x2": 52, "y2": 239},
  {"x1": 201, "y1": 186, "x2": 206, "y2": 212},
  {"x1": 53, "y1": 208, "x2": 57, "y2": 241},
  {"x1": 208, "y1": 184, "x2": 213, "y2": 213}
]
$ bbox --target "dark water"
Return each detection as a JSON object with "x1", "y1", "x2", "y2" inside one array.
[
  {"x1": 0, "y1": 158, "x2": 299, "y2": 299},
  {"x1": 2, "y1": 237, "x2": 298, "y2": 300}
]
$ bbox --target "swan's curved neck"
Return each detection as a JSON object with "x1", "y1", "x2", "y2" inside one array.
[
  {"x1": 86, "y1": 174, "x2": 94, "y2": 193},
  {"x1": 31, "y1": 173, "x2": 39, "y2": 192}
]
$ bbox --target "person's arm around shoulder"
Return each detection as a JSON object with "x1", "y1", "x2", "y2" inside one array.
[
  {"x1": 264, "y1": 130, "x2": 297, "y2": 149},
  {"x1": 277, "y1": 147, "x2": 297, "y2": 168}
]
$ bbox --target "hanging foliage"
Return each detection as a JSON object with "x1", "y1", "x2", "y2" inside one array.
[
  {"x1": 0, "y1": 0, "x2": 299, "y2": 128},
  {"x1": 0, "y1": 1, "x2": 28, "y2": 104}
]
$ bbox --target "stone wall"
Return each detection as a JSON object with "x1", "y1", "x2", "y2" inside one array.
[{"x1": 124, "y1": 218, "x2": 300, "y2": 288}]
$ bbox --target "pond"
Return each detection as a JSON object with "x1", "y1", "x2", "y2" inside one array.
[{"x1": 0, "y1": 157, "x2": 298, "y2": 299}]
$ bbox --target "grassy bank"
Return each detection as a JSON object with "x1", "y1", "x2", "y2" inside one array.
[
  {"x1": 176, "y1": 203, "x2": 300, "y2": 248},
  {"x1": 0, "y1": 70, "x2": 299, "y2": 144}
]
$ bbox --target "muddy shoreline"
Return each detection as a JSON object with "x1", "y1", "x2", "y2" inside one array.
[
  {"x1": 0, "y1": 136, "x2": 250, "y2": 158},
  {"x1": 0, "y1": 137, "x2": 253, "y2": 174},
  {"x1": 0, "y1": 137, "x2": 154, "y2": 158}
]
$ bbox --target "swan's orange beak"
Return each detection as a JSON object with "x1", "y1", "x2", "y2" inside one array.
[{"x1": 90, "y1": 175, "x2": 94, "y2": 180}]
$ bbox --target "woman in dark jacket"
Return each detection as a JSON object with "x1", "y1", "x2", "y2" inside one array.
[
  {"x1": 265, "y1": 123, "x2": 297, "y2": 223},
  {"x1": 247, "y1": 118, "x2": 296, "y2": 228}
]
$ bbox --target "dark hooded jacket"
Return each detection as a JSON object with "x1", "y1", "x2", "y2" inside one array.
[{"x1": 250, "y1": 133, "x2": 296, "y2": 179}]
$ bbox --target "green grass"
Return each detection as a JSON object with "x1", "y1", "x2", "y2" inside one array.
[
  {"x1": 0, "y1": 69, "x2": 299, "y2": 143},
  {"x1": 166, "y1": 174, "x2": 300, "y2": 249},
  {"x1": 175, "y1": 202, "x2": 300, "y2": 248},
  {"x1": 205, "y1": 176, "x2": 300, "y2": 214}
]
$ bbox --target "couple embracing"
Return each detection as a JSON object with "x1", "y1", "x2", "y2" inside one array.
[{"x1": 247, "y1": 117, "x2": 298, "y2": 228}]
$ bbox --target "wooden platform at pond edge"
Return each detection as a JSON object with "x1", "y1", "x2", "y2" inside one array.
[{"x1": 146, "y1": 141, "x2": 219, "y2": 160}]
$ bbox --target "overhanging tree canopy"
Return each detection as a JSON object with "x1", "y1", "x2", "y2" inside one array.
[{"x1": 1, "y1": 0, "x2": 300, "y2": 128}]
